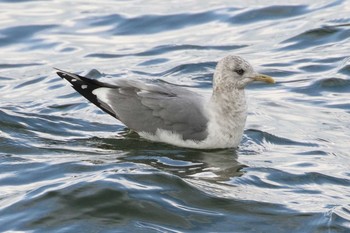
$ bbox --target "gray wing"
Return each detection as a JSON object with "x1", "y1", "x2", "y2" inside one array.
[
  {"x1": 57, "y1": 70, "x2": 208, "y2": 141},
  {"x1": 96, "y1": 79, "x2": 209, "y2": 141}
]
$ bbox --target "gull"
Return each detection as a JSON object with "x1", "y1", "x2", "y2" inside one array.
[{"x1": 56, "y1": 55, "x2": 274, "y2": 149}]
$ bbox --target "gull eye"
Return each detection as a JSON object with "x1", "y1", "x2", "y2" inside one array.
[{"x1": 234, "y1": 69, "x2": 245, "y2": 75}]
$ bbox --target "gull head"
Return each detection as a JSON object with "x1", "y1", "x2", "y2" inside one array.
[{"x1": 213, "y1": 55, "x2": 274, "y2": 91}]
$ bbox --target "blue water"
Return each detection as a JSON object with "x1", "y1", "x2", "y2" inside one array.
[{"x1": 1, "y1": 0, "x2": 350, "y2": 232}]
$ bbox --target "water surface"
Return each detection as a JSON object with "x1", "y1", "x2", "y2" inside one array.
[{"x1": 1, "y1": 0, "x2": 350, "y2": 232}]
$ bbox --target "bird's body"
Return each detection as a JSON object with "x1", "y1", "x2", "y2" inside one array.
[{"x1": 57, "y1": 55, "x2": 274, "y2": 149}]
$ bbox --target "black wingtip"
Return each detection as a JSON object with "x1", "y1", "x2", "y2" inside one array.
[
  {"x1": 56, "y1": 71, "x2": 79, "y2": 86},
  {"x1": 56, "y1": 71, "x2": 65, "y2": 79},
  {"x1": 56, "y1": 68, "x2": 118, "y2": 119},
  {"x1": 55, "y1": 68, "x2": 75, "y2": 80},
  {"x1": 54, "y1": 67, "x2": 65, "y2": 77}
]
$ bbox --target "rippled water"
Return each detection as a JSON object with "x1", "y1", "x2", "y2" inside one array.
[{"x1": 1, "y1": 0, "x2": 350, "y2": 232}]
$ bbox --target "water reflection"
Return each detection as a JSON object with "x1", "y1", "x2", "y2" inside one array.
[{"x1": 89, "y1": 134, "x2": 247, "y2": 183}]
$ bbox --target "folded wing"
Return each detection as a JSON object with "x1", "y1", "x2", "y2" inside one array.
[{"x1": 57, "y1": 70, "x2": 209, "y2": 141}]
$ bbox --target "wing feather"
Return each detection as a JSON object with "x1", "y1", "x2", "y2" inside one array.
[
  {"x1": 103, "y1": 79, "x2": 209, "y2": 140},
  {"x1": 58, "y1": 70, "x2": 209, "y2": 141}
]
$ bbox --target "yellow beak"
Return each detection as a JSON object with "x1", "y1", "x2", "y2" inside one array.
[{"x1": 253, "y1": 74, "x2": 275, "y2": 84}]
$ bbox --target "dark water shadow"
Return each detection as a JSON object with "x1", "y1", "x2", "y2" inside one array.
[
  {"x1": 0, "y1": 24, "x2": 57, "y2": 47},
  {"x1": 226, "y1": 5, "x2": 309, "y2": 25},
  {"x1": 84, "y1": 10, "x2": 222, "y2": 35},
  {"x1": 279, "y1": 25, "x2": 350, "y2": 51},
  {"x1": 85, "y1": 133, "x2": 247, "y2": 183},
  {"x1": 86, "y1": 44, "x2": 247, "y2": 59},
  {"x1": 0, "y1": 152, "x2": 335, "y2": 233},
  {"x1": 290, "y1": 77, "x2": 350, "y2": 96}
]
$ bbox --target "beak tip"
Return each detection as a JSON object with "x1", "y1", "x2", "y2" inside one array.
[{"x1": 254, "y1": 74, "x2": 275, "y2": 84}]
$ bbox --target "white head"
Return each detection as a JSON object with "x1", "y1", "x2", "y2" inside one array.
[{"x1": 213, "y1": 55, "x2": 274, "y2": 91}]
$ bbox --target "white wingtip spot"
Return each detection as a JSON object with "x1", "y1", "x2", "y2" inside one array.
[
  {"x1": 81, "y1": 85, "x2": 88, "y2": 89},
  {"x1": 71, "y1": 79, "x2": 77, "y2": 82}
]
